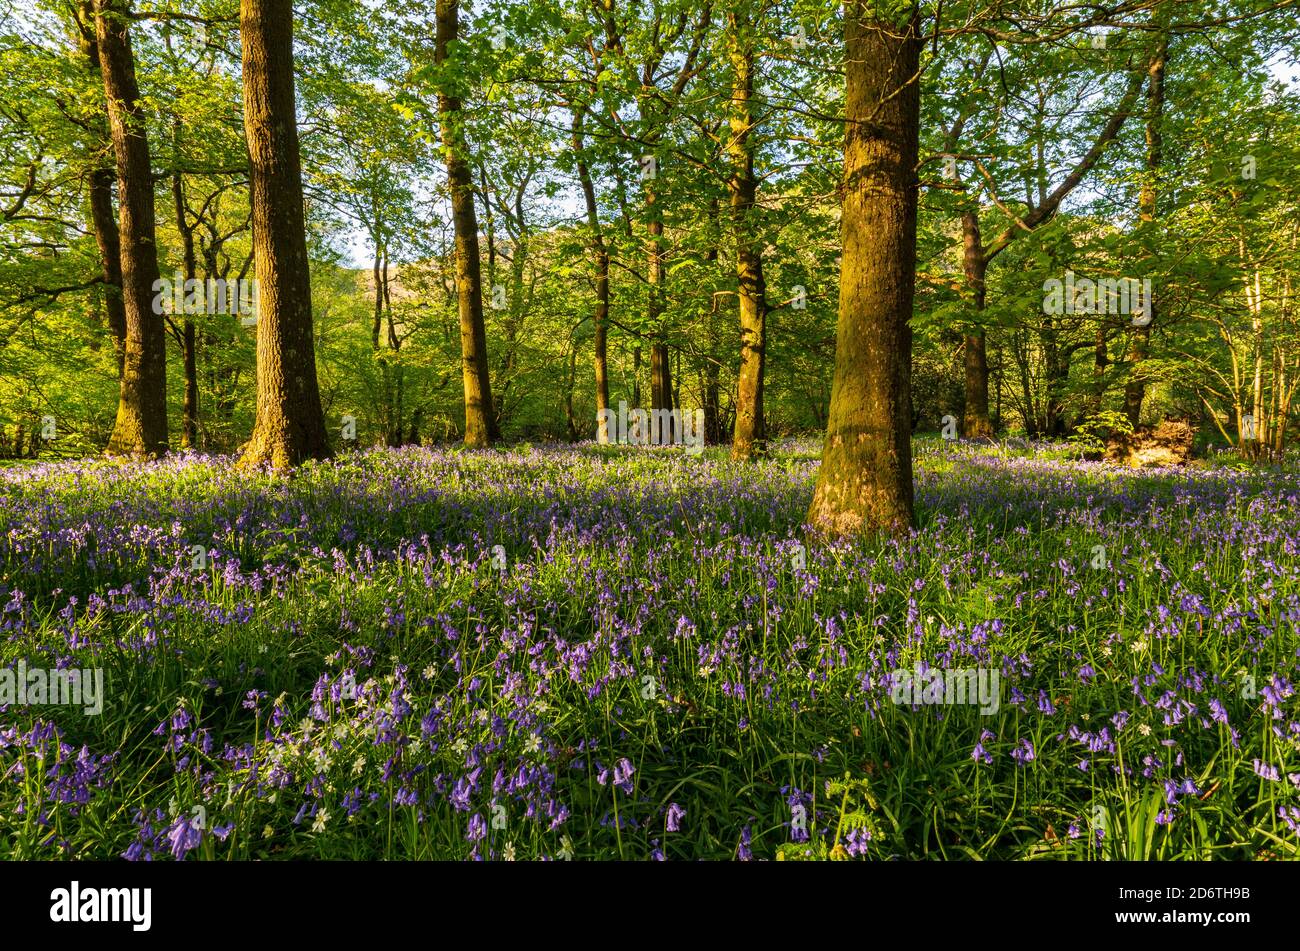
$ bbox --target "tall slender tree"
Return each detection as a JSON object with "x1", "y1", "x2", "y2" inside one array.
[
  {"x1": 94, "y1": 0, "x2": 168, "y2": 456},
  {"x1": 436, "y1": 0, "x2": 497, "y2": 447},
  {"x1": 71, "y1": 1, "x2": 127, "y2": 375},
  {"x1": 571, "y1": 106, "x2": 612, "y2": 443},
  {"x1": 1125, "y1": 11, "x2": 1170, "y2": 428},
  {"x1": 237, "y1": 0, "x2": 331, "y2": 469},
  {"x1": 728, "y1": 9, "x2": 768, "y2": 461}
]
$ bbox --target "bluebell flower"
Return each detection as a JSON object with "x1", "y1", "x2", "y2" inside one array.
[{"x1": 666, "y1": 802, "x2": 685, "y2": 832}]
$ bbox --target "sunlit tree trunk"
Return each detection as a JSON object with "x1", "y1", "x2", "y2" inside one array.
[
  {"x1": 807, "y1": 3, "x2": 920, "y2": 538},
  {"x1": 571, "y1": 108, "x2": 611, "y2": 443},
  {"x1": 728, "y1": 12, "x2": 767, "y2": 461},
  {"x1": 436, "y1": 0, "x2": 497, "y2": 446},
  {"x1": 95, "y1": 0, "x2": 168, "y2": 457},
  {"x1": 237, "y1": 0, "x2": 331, "y2": 469}
]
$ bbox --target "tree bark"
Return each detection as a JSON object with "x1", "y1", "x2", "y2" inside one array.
[
  {"x1": 728, "y1": 12, "x2": 767, "y2": 461},
  {"x1": 960, "y1": 211, "x2": 992, "y2": 438},
  {"x1": 807, "y1": 4, "x2": 920, "y2": 538},
  {"x1": 75, "y1": 2, "x2": 127, "y2": 375},
  {"x1": 94, "y1": 0, "x2": 168, "y2": 457},
  {"x1": 436, "y1": 0, "x2": 496, "y2": 446},
  {"x1": 237, "y1": 0, "x2": 331, "y2": 469},
  {"x1": 1124, "y1": 20, "x2": 1168, "y2": 427},
  {"x1": 650, "y1": 341, "x2": 673, "y2": 436},
  {"x1": 171, "y1": 153, "x2": 199, "y2": 449},
  {"x1": 571, "y1": 108, "x2": 611, "y2": 443}
]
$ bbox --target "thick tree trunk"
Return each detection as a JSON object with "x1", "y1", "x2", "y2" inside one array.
[
  {"x1": 94, "y1": 0, "x2": 168, "y2": 457},
  {"x1": 728, "y1": 13, "x2": 767, "y2": 461},
  {"x1": 436, "y1": 0, "x2": 496, "y2": 447},
  {"x1": 807, "y1": 4, "x2": 919, "y2": 538},
  {"x1": 237, "y1": 0, "x2": 331, "y2": 469}
]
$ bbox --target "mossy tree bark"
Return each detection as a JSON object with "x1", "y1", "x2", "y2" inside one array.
[
  {"x1": 728, "y1": 11, "x2": 767, "y2": 461},
  {"x1": 237, "y1": 0, "x2": 331, "y2": 469},
  {"x1": 436, "y1": 0, "x2": 497, "y2": 447},
  {"x1": 94, "y1": 0, "x2": 168, "y2": 457},
  {"x1": 807, "y1": 4, "x2": 921, "y2": 539}
]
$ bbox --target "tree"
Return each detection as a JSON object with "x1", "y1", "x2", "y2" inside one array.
[
  {"x1": 571, "y1": 106, "x2": 613, "y2": 444},
  {"x1": 237, "y1": 0, "x2": 331, "y2": 469},
  {"x1": 728, "y1": 8, "x2": 768, "y2": 461},
  {"x1": 951, "y1": 50, "x2": 1144, "y2": 438},
  {"x1": 435, "y1": 0, "x2": 497, "y2": 447},
  {"x1": 807, "y1": 3, "x2": 921, "y2": 539},
  {"x1": 94, "y1": 0, "x2": 168, "y2": 457},
  {"x1": 1124, "y1": 7, "x2": 1170, "y2": 427},
  {"x1": 71, "y1": 0, "x2": 127, "y2": 376}
]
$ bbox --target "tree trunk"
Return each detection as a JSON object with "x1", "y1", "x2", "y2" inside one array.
[
  {"x1": 87, "y1": 167, "x2": 127, "y2": 374},
  {"x1": 1124, "y1": 22, "x2": 1168, "y2": 428},
  {"x1": 1088, "y1": 325, "x2": 1107, "y2": 417},
  {"x1": 646, "y1": 202, "x2": 672, "y2": 436},
  {"x1": 75, "y1": 3, "x2": 128, "y2": 375},
  {"x1": 807, "y1": 3, "x2": 919, "y2": 538},
  {"x1": 1042, "y1": 318, "x2": 1068, "y2": 436},
  {"x1": 632, "y1": 345, "x2": 642, "y2": 409},
  {"x1": 171, "y1": 156, "x2": 200, "y2": 449},
  {"x1": 650, "y1": 342, "x2": 673, "y2": 438},
  {"x1": 572, "y1": 109, "x2": 612, "y2": 443},
  {"x1": 959, "y1": 210, "x2": 993, "y2": 438},
  {"x1": 95, "y1": 0, "x2": 168, "y2": 457},
  {"x1": 704, "y1": 353, "x2": 721, "y2": 443},
  {"x1": 728, "y1": 12, "x2": 767, "y2": 461},
  {"x1": 436, "y1": 0, "x2": 496, "y2": 447},
  {"x1": 237, "y1": 0, "x2": 331, "y2": 469}
]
